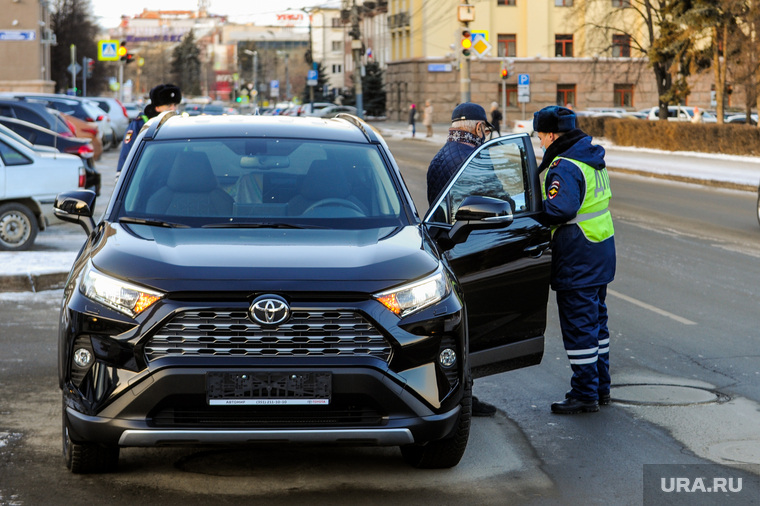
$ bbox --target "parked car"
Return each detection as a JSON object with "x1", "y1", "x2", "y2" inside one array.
[
  {"x1": 123, "y1": 102, "x2": 143, "y2": 120},
  {"x1": 298, "y1": 102, "x2": 334, "y2": 116},
  {"x1": 0, "y1": 98, "x2": 73, "y2": 136},
  {"x1": 54, "y1": 112, "x2": 551, "y2": 473},
  {"x1": 60, "y1": 112, "x2": 102, "y2": 161},
  {"x1": 182, "y1": 103, "x2": 204, "y2": 116},
  {"x1": 1, "y1": 93, "x2": 115, "y2": 149},
  {"x1": 725, "y1": 113, "x2": 758, "y2": 126},
  {"x1": 91, "y1": 97, "x2": 130, "y2": 142},
  {"x1": 646, "y1": 105, "x2": 717, "y2": 123},
  {"x1": 0, "y1": 117, "x2": 100, "y2": 195},
  {"x1": 0, "y1": 129, "x2": 86, "y2": 250}
]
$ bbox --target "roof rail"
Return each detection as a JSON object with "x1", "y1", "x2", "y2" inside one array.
[{"x1": 334, "y1": 113, "x2": 378, "y2": 143}]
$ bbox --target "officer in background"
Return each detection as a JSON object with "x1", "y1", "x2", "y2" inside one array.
[
  {"x1": 117, "y1": 83, "x2": 182, "y2": 173},
  {"x1": 533, "y1": 106, "x2": 616, "y2": 415}
]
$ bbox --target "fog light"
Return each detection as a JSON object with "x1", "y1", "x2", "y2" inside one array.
[
  {"x1": 73, "y1": 348, "x2": 93, "y2": 368},
  {"x1": 439, "y1": 348, "x2": 456, "y2": 368}
]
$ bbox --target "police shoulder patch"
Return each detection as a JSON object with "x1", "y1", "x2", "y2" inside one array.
[
  {"x1": 123, "y1": 130, "x2": 133, "y2": 144},
  {"x1": 548, "y1": 180, "x2": 560, "y2": 199},
  {"x1": 550, "y1": 159, "x2": 560, "y2": 169}
]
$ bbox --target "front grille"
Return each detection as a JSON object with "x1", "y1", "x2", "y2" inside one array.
[{"x1": 145, "y1": 309, "x2": 391, "y2": 362}]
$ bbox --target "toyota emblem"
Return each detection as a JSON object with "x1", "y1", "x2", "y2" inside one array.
[{"x1": 249, "y1": 295, "x2": 290, "y2": 326}]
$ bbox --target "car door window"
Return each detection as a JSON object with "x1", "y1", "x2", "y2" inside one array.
[
  {"x1": 0, "y1": 139, "x2": 31, "y2": 166},
  {"x1": 427, "y1": 138, "x2": 528, "y2": 224}
]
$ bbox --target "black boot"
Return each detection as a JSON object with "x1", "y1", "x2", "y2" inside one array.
[
  {"x1": 472, "y1": 396, "x2": 497, "y2": 417},
  {"x1": 551, "y1": 397, "x2": 599, "y2": 414}
]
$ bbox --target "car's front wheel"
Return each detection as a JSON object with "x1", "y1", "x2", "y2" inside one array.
[
  {"x1": 756, "y1": 186, "x2": 760, "y2": 227},
  {"x1": 400, "y1": 376, "x2": 472, "y2": 469},
  {"x1": 0, "y1": 203, "x2": 38, "y2": 251},
  {"x1": 62, "y1": 400, "x2": 119, "y2": 474}
]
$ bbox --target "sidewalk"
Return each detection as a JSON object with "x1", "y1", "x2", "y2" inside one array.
[{"x1": 2, "y1": 120, "x2": 758, "y2": 294}]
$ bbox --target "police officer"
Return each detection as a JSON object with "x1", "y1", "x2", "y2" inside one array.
[
  {"x1": 533, "y1": 106, "x2": 616, "y2": 414},
  {"x1": 117, "y1": 83, "x2": 182, "y2": 173}
]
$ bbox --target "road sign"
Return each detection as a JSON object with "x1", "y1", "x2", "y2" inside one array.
[
  {"x1": 0, "y1": 30, "x2": 36, "y2": 41},
  {"x1": 98, "y1": 40, "x2": 119, "y2": 61},
  {"x1": 307, "y1": 70, "x2": 318, "y2": 86},
  {"x1": 67, "y1": 63, "x2": 82, "y2": 76},
  {"x1": 270, "y1": 80, "x2": 279, "y2": 98},
  {"x1": 518, "y1": 74, "x2": 530, "y2": 86},
  {"x1": 471, "y1": 31, "x2": 492, "y2": 58}
]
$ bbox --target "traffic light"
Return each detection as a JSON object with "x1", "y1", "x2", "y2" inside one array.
[
  {"x1": 125, "y1": 53, "x2": 135, "y2": 65},
  {"x1": 461, "y1": 29, "x2": 472, "y2": 57},
  {"x1": 501, "y1": 68, "x2": 508, "y2": 80},
  {"x1": 118, "y1": 41, "x2": 127, "y2": 60},
  {"x1": 86, "y1": 58, "x2": 94, "y2": 78}
]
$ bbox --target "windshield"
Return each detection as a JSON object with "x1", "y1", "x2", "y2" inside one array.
[{"x1": 119, "y1": 138, "x2": 405, "y2": 229}]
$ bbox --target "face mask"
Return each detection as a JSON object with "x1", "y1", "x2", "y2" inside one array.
[{"x1": 541, "y1": 146, "x2": 547, "y2": 154}]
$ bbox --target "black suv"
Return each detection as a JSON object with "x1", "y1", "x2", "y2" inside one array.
[{"x1": 54, "y1": 112, "x2": 551, "y2": 473}]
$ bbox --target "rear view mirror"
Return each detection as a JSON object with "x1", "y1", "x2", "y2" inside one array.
[{"x1": 54, "y1": 190, "x2": 97, "y2": 235}]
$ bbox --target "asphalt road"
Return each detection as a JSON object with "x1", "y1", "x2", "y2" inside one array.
[{"x1": 1, "y1": 134, "x2": 759, "y2": 505}]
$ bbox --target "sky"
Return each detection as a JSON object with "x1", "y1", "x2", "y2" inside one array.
[{"x1": 90, "y1": 0, "x2": 342, "y2": 29}]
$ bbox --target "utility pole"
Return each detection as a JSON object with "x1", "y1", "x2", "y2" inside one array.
[{"x1": 350, "y1": 0, "x2": 363, "y2": 118}]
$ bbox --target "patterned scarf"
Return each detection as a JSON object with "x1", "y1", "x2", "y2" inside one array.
[{"x1": 446, "y1": 128, "x2": 483, "y2": 148}]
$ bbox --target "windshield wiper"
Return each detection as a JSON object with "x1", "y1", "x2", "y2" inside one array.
[
  {"x1": 119, "y1": 217, "x2": 190, "y2": 228},
  {"x1": 201, "y1": 222, "x2": 325, "y2": 229}
]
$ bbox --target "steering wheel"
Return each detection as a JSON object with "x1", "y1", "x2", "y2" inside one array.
[{"x1": 303, "y1": 198, "x2": 365, "y2": 216}]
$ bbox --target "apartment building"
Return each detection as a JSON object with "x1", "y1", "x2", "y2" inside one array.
[{"x1": 0, "y1": 0, "x2": 55, "y2": 92}]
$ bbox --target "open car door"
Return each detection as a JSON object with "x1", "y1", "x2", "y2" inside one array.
[{"x1": 425, "y1": 133, "x2": 551, "y2": 378}]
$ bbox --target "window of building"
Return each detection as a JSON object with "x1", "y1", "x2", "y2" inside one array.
[
  {"x1": 611, "y1": 0, "x2": 631, "y2": 6},
  {"x1": 498, "y1": 0, "x2": 516, "y2": 5},
  {"x1": 555, "y1": 35, "x2": 574, "y2": 57},
  {"x1": 613, "y1": 84, "x2": 634, "y2": 107},
  {"x1": 331, "y1": 17, "x2": 342, "y2": 28},
  {"x1": 505, "y1": 84, "x2": 518, "y2": 107},
  {"x1": 612, "y1": 34, "x2": 631, "y2": 57},
  {"x1": 332, "y1": 64, "x2": 342, "y2": 73},
  {"x1": 555, "y1": 0, "x2": 573, "y2": 6},
  {"x1": 331, "y1": 41, "x2": 342, "y2": 52},
  {"x1": 497, "y1": 34, "x2": 517, "y2": 57},
  {"x1": 557, "y1": 84, "x2": 576, "y2": 107}
]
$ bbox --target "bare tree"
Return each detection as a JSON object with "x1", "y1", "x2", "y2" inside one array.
[{"x1": 570, "y1": 0, "x2": 700, "y2": 120}]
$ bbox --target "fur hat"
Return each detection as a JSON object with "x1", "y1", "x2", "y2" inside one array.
[
  {"x1": 533, "y1": 106, "x2": 576, "y2": 133},
  {"x1": 149, "y1": 84, "x2": 182, "y2": 107}
]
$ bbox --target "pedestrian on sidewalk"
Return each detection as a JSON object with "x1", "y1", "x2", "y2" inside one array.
[
  {"x1": 533, "y1": 105, "x2": 616, "y2": 415},
  {"x1": 425, "y1": 102, "x2": 498, "y2": 417},
  {"x1": 490, "y1": 102, "x2": 503, "y2": 137},
  {"x1": 423, "y1": 100, "x2": 434, "y2": 137},
  {"x1": 408, "y1": 103, "x2": 417, "y2": 138},
  {"x1": 117, "y1": 83, "x2": 182, "y2": 173}
]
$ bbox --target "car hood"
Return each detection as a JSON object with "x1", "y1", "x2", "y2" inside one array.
[{"x1": 89, "y1": 222, "x2": 439, "y2": 293}]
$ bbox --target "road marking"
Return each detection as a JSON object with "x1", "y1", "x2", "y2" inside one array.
[{"x1": 608, "y1": 289, "x2": 697, "y2": 325}]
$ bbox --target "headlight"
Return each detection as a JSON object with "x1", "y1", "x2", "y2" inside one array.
[
  {"x1": 374, "y1": 266, "x2": 451, "y2": 318},
  {"x1": 80, "y1": 265, "x2": 163, "y2": 317}
]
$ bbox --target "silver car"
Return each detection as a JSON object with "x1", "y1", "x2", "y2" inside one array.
[{"x1": 92, "y1": 97, "x2": 130, "y2": 142}]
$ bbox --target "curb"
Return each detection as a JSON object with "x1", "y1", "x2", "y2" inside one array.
[{"x1": 1, "y1": 272, "x2": 68, "y2": 293}]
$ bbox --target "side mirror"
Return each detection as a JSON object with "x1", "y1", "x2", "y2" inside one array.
[
  {"x1": 438, "y1": 195, "x2": 514, "y2": 250},
  {"x1": 54, "y1": 190, "x2": 97, "y2": 235}
]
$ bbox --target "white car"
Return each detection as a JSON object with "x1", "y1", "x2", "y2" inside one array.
[
  {"x1": 0, "y1": 129, "x2": 86, "y2": 250},
  {"x1": 91, "y1": 97, "x2": 130, "y2": 142},
  {"x1": 646, "y1": 105, "x2": 717, "y2": 123}
]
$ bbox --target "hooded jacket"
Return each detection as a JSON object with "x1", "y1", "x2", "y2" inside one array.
[{"x1": 539, "y1": 129, "x2": 616, "y2": 291}]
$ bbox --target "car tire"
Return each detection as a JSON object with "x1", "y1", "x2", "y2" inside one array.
[
  {"x1": 62, "y1": 400, "x2": 119, "y2": 474},
  {"x1": 0, "y1": 202, "x2": 38, "y2": 251},
  {"x1": 400, "y1": 375, "x2": 472, "y2": 469},
  {"x1": 756, "y1": 187, "x2": 760, "y2": 227}
]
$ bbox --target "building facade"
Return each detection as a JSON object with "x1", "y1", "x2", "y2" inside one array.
[{"x1": 0, "y1": 0, "x2": 55, "y2": 92}]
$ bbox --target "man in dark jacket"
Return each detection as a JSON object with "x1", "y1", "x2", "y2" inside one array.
[
  {"x1": 117, "y1": 83, "x2": 182, "y2": 173},
  {"x1": 426, "y1": 102, "x2": 497, "y2": 417},
  {"x1": 533, "y1": 106, "x2": 616, "y2": 415},
  {"x1": 426, "y1": 102, "x2": 492, "y2": 206}
]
